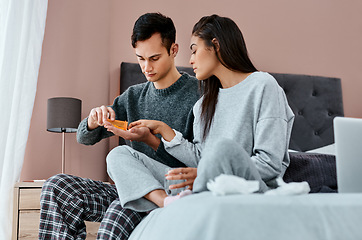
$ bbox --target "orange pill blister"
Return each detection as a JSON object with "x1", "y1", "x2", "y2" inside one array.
[{"x1": 107, "y1": 119, "x2": 128, "y2": 130}]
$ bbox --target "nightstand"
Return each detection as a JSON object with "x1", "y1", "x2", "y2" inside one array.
[{"x1": 12, "y1": 182, "x2": 100, "y2": 240}]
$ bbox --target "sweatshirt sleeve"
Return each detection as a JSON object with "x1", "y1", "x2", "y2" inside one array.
[
  {"x1": 161, "y1": 130, "x2": 202, "y2": 168},
  {"x1": 161, "y1": 101, "x2": 203, "y2": 168},
  {"x1": 250, "y1": 78, "x2": 294, "y2": 183},
  {"x1": 251, "y1": 118, "x2": 289, "y2": 182},
  {"x1": 153, "y1": 109, "x2": 196, "y2": 167}
]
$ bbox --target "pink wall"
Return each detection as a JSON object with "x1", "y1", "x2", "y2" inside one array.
[
  {"x1": 21, "y1": 0, "x2": 362, "y2": 181},
  {"x1": 22, "y1": 0, "x2": 111, "y2": 181}
]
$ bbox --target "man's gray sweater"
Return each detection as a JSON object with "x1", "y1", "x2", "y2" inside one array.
[{"x1": 77, "y1": 73, "x2": 200, "y2": 167}]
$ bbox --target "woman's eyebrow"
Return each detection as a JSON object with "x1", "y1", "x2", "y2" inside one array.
[{"x1": 190, "y1": 43, "x2": 196, "y2": 50}]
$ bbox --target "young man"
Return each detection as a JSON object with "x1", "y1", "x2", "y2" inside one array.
[{"x1": 39, "y1": 13, "x2": 199, "y2": 239}]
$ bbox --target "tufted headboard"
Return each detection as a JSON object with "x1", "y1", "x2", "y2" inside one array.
[
  {"x1": 120, "y1": 62, "x2": 344, "y2": 152},
  {"x1": 270, "y1": 73, "x2": 344, "y2": 151}
]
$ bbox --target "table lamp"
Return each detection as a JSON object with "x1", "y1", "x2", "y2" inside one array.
[{"x1": 47, "y1": 97, "x2": 82, "y2": 173}]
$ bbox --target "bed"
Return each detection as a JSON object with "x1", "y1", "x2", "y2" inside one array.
[{"x1": 117, "y1": 62, "x2": 362, "y2": 240}]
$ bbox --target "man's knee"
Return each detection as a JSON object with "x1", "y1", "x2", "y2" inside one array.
[
  {"x1": 40, "y1": 174, "x2": 75, "y2": 204},
  {"x1": 42, "y1": 173, "x2": 71, "y2": 191},
  {"x1": 106, "y1": 145, "x2": 140, "y2": 179},
  {"x1": 106, "y1": 145, "x2": 134, "y2": 167}
]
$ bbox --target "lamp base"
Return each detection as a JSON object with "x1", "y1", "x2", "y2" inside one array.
[{"x1": 61, "y1": 131, "x2": 65, "y2": 173}]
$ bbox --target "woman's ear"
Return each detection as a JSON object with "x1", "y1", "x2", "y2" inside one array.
[
  {"x1": 171, "y1": 43, "x2": 179, "y2": 57},
  {"x1": 212, "y1": 38, "x2": 220, "y2": 52}
]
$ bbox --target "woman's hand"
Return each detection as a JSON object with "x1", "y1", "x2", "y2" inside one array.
[
  {"x1": 104, "y1": 122, "x2": 161, "y2": 150},
  {"x1": 166, "y1": 168, "x2": 197, "y2": 191},
  {"x1": 129, "y1": 120, "x2": 176, "y2": 142}
]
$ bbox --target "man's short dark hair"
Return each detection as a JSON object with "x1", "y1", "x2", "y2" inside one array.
[{"x1": 131, "y1": 12, "x2": 176, "y2": 54}]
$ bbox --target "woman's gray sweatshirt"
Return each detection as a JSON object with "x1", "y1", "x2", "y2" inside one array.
[{"x1": 163, "y1": 72, "x2": 295, "y2": 182}]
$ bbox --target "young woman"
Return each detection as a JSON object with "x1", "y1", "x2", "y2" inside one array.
[{"x1": 129, "y1": 14, "x2": 294, "y2": 201}]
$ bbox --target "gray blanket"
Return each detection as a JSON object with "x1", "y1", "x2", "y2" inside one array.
[{"x1": 130, "y1": 191, "x2": 362, "y2": 240}]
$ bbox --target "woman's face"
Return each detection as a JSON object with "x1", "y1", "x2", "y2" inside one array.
[{"x1": 189, "y1": 36, "x2": 220, "y2": 80}]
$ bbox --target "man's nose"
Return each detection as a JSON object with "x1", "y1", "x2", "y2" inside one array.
[{"x1": 144, "y1": 61, "x2": 152, "y2": 72}]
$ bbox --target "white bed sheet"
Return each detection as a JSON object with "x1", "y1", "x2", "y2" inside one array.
[{"x1": 130, "y1": 192, "x2": 362, "y2": 240}]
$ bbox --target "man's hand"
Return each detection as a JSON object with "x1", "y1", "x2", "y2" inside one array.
[
  {"x1": 166, "y1": 168, "x2": 197, "y2": 190},
  {"x1": 87, "y1": 105, "x2": 115, "y2": 130},
  {"x1": 104, "y1": 122, "x2": 161, "y2": 150}
]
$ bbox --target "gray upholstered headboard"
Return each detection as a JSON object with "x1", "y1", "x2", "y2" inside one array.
[
  {"x1": 270, "y1": 73, "x2": 344, "y2": 151},
  {"x1": 120, "y1": 62, "x2": 344, "y2": 152}
]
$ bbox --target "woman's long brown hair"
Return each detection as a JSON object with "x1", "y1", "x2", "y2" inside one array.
[{"x1": 192, "y1": 15, "x2": 258, "y2": 140}]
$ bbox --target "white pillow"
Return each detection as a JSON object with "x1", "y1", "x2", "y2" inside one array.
[
  {"x1": 288, "y1": 143, "x2": 336, "y2": 155},
  {"x1": 306, "y1": 143, "x2": 335, "y2": 155}
]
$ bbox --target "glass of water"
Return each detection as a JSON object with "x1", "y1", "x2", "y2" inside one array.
[{"x1": 164, "y1": 167, "x2": 186, "y2": 196}]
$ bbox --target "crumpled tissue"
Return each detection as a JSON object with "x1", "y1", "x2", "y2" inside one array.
[
  {"x1": 264, "y1": 177, "x2": 310, "y2": 195},
  {"x1": 207, "y1": 174, "x2": 259, "y2": 196},
  {"x1": 207, "y1": 174, "x2": 311, "y2": 196}
]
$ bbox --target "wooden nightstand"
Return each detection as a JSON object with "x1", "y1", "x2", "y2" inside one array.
[{"x1": 12, "y1": 182, "x2": 100, "y2": 240}]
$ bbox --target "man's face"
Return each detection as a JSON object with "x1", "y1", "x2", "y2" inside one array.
[{"x1": 134, "y1": 33, "x2": 175, "y2": 83}]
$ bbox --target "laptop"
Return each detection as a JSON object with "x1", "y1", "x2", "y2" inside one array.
[{"x1": 334, "y1": 117, "x2": 362, "y2": 193}]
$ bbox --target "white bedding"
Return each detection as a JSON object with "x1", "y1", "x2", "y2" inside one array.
[
  {"x1": 130, "y1": 192, "x2": 362, "y2": 240},
  {"x1": 288, "y1": 143, "x2": 336, "y2": 155}
]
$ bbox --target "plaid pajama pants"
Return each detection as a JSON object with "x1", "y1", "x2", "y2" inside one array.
[{"x1": 39, "y1": 174, "x2": 147, "y2": 240}]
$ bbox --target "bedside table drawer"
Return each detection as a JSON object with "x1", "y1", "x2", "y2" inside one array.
[
  {"x1": 13, "y1": 182, "x2": 100, "y2": 240},
  {"x1": 18, "y1": 210, "x2": 40, "y2": 239},
  {"x1": 19, "y1": 188, "x2": 42, "y2": 210}
]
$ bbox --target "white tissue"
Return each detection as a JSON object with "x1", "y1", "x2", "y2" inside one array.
[
  {"x1": 264, "y1": 177, "x2": 310, "y2": 195},
  {"x1": 207, "y1": 174, "x2": 259, "y2": 196},
  {"x1": 207, "y1": 175, "x2": 311, "y2": 196}
]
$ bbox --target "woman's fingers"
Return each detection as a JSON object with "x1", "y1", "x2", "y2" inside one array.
[
  {"x1": 169, "y1": 179, "x2": 195, "y2": 189},
  {"x1": 128, "y1": 121, "x2": 140, "y2": 129},
  {"x1": 165, "y1": 167, "x2": 197, "y2": 191},
  {"x1": 166, "y1": 167, "x2": 197, "y2": 180},
  {"x1": 128, "y1": 121, "x2": 142, "y2": 129}
]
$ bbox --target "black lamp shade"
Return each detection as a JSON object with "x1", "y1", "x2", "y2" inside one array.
[{"x1": 47, "y1": 97, "x2": 82, "y2": 133}]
